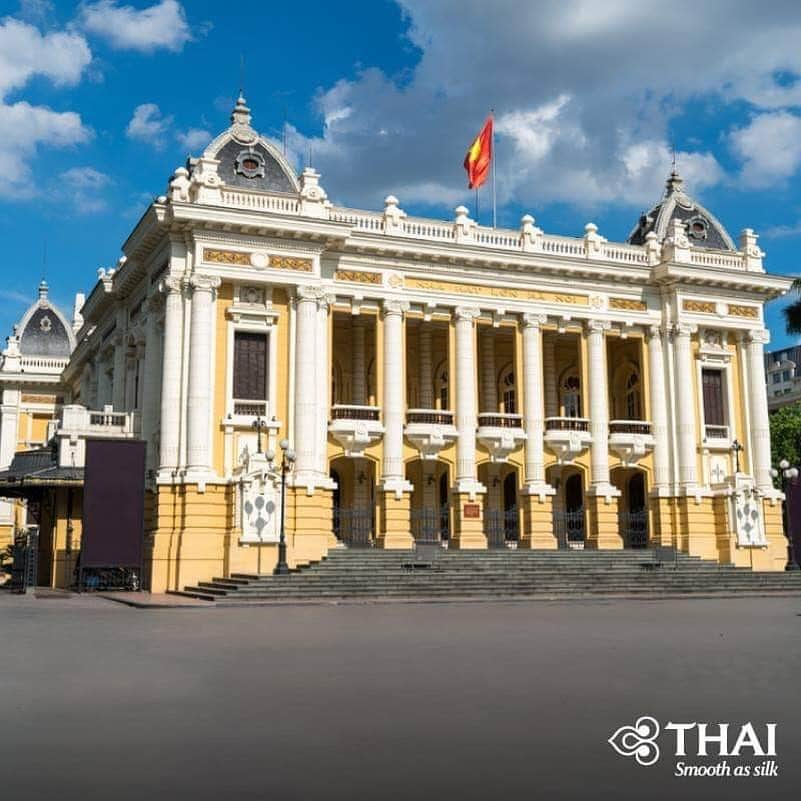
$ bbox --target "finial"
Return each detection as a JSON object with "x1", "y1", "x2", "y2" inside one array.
[
  {"x1": 665, "y1": 166, "x2": 684, "y2": 196},
  {"x1": 231, "y1": 93, "x2": 252, "y2": 128},
  {"x1": 38, "y1": 279, "x2": 49, "y2": 301}
]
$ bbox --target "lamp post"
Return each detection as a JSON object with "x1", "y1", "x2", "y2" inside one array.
[
  {"x1": 771, "y1": 459, "x2": 800, "y2": 571},
  {"x1": 266, "y1": 438, "x2": 295, "y2": 576}
]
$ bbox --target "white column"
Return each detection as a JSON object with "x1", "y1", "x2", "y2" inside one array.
[
  {"x1": 111, "y1": 334, "x2": 127, "y2": 411},
  {"x1": 647, "y1": 326, "x2": 671, "y2": 492},
  {"x1": 158, "y1": 277, "x2": 184, "y2": 473},
  {"x1": 480, "y1": 328, "x2": 497, "y2": 413},
  {"x1": 418, "y1": 326, "x2": 433, "y2": 409},
  {"x1": 454, "y1": 307, "x2": 483, "y2": 494},
  {"x1": 673, "y1": 323, "x2": 698, "y2": 489},
  {"x1": 351, "y1": 317, "x2": 366, "y2": 405},
  {"x1": 381, "y1": 300, "x2": 412, "y2": 493},
  {"x1": 543, "y1": 334, "x2": 558, "y2": 418},
  {"x1": 745, "y1": 329, "x2": 774, "y2": 491},
  {"x1": 142, "y1": 295, "x2": 164, "y2": 473},
  {"x1": 316, "y1": 296, "x2": 332, "y2": 477},
  {"x1": 586, "y1": 320, "x2": 613, "y2": 489},
  {"x1": 0, "y1": 388, "x2": 20, "y2": 525},
  {"x1": 293, "y1": 286, "x2": 323, "y2": 483},
  {"x1": 521, "y1": 314, "x2": 549, "y2": 491},
  {"x1": 185, "y1": 274, "x2": 220, "y2": 474}
]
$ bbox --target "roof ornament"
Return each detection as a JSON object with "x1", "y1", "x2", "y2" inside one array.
[
  {"x1": 230, "y1": 93, "x2": 257, "y2": 145},
  {"x1": 38, "y1": 279, "x2": 49, "y2": 304},
  {"x1": 665, "y1": 167, "x2": 684, "y2": 197}
]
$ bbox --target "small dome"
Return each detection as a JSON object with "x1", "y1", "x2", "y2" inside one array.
[
  {"x1": 628, "y1": 169, "x2": 735, "y2": 251},
  {"x1": 16, "y1": 281, "x2": 74, "y2": 358}
]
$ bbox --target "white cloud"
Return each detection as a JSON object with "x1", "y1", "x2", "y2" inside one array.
[
  {"x1": 57, "y1": 166, "x2": 112, "y2": 213},
  {"x1": 289, "y1": 0, "x2": 801, "y2": 215},
  {"x1": 176, "y1": 127, "x2": 211, "y2": 152},
  {"x1": 126, "y1": 102, "x2": 173, "y2": 147},
  {"x1": 729, "y1": 111, "x2": 801, "y2": 188},
  {"x1": 79, "y1": 0, "x2": 191, "y2": 52},
  {"x1": 0, "y1": 16, "x2": 91, "y2": 97}
]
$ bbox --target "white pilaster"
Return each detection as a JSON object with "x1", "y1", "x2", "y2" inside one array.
[
  {"x1": 745, "y1": 329, "x2": 774, "y2": 492},
  {"x1": 316, "y1": 295, "x2": 333, "y2": 477},
  {"x1": 543, "y1": 333, "x2": 558, "y2": 418},
  {"x1": 0, "y1": 387, "x2": 20, "y2": 525},
  {"x1": 111, "y1": 330, "x2": 127, "y2": 411},
  {"x1": 673, "y1": 323, "x2": 698, "y2": 490},
  {"x1": 185, "y1": 274, "x2": 220, "y2": 475},
  {"x1": 647, "y1": 326, "x2": 671, "y2": 493},
  {"x1": 521, "y1": 314, "x2": 552, "y2": 497},
  {"x1": 381, "y1": 300, "x2": 412, "y2": 495},
  {"x1": 351, "y1": 317, "x2": 366, "y2": 405},
  {"x1": 418, "y1": 325, "x2": 433, "y2": 408},
  {"x1": 586, "y1": 320, "x2": 616, "y2": 495},
  {"x1": 454, "y1": 307, "x2": 485, "y2": 496},
  {"x1": 158, "y1": 277, "x2": 184, "y2": 474},
  {"x1": 142, "y1": 295, "x2": 164, "y2": 474}
]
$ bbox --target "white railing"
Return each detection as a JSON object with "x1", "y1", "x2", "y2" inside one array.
[
  {"x1": 219, "y1": 188, "x2": 300, "y2": 214},
  {"x1": 330, "y1": 208, "x2": 385, "y2": 232},
  {"x1": 57, "y1": 405, "x2": 141, "y2": 437},
  {"x1": 689, "y1": 250, "x2": 743, "y2": 269},
  {"x1": 541, "y1": 236, "x2": 585, "y2": 257},
  {"x1": 19, "y1": 356, "x2": 69, "y2": 373},
  {"x1": 601, "y1": 243, "x2": 649, "y2": 265},
  {"x1": 401, "y1": 217, "x2": 456, "y2": 241}
]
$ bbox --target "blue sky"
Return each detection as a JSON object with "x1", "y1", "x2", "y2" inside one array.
[{"x1": 2, "y1": 0, "x2": 801, "y2": 350}]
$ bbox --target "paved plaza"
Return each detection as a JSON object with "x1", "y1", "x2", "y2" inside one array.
[{"x1": 1, "y1": 594, "x2": 800, "y2": 801}]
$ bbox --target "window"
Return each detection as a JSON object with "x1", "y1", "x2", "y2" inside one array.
[
  {"x1": 436, "y1": 368, "x2": 449, "y2": 410},
  {"x1": 233, "y1": 331, "x2": 268, "y2": 416},
  {"x1": 783, "y1": 370, "x2": 791, "y2": 382},
  {"x1": 562, "y1": 375, "x2": 582, "y2": 418},
  {"x1": 500, "y1": 368, "x2": 516, "y2": 414},
  {"x1": 701, "y1": 369, "x2": 725, "y2": 426},
  {"x1": 624, "y1": 370, "x2": 641, "y2": 419},
  {"x1": 773, "y1": 372, "x2": 782, "y2": 384}
]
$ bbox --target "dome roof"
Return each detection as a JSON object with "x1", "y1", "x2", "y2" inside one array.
[
  {"x1": 628, "y1": 170, "x2": 735, "y2": 251},
  {"x1": 16, "y1": 281, "x2": 75, "y2": 359},
  {"x1": 190, "y1": 95, "x2": 300, "y2": 195}
]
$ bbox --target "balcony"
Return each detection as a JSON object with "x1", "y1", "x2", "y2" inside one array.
[
  {"x1": 544, "y1": 417, "x2": 592, "y2": 464},
  {"x1": 51, "y1": 405, "x2": 142, "y2": 469},
  {"x1": 477, "y1": 413, "x2": 526, "y2": 463},
  {"x1": 328, "y1": 404, "x2": 384, "y2": 458},
  {"x1": 405, "y1": 409, "x2": 458, "y2": 460},
  {"x1": 703, "y1": 424, "x2": 730, "y2": 449},
  {"x1": 608, "y1": 420, "x2": 655, "y2": 466}
]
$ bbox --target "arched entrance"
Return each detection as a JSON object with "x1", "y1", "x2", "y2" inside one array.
[
  {"x1": 613, "y1": 467, "x2": 649, "y2": 548},
  {"x1": 330, "y1": 457, "x2": 376, "y2": 547},
  {"x1": 549, "y1": 466, "x2": 586, "y2": 549},
  {"x1": 480, "y1": 464, "x2": 520, "y2": 548},
  {"x1": 407, "y1": 459, "x2": 450, "y2": 545}
]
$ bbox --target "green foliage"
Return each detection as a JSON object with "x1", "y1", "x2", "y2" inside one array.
[
  {"x1": 784, "y1": 278, "x2": 801, "y2": 335},
  {"x1": 770, "y1": 401, "x2": 801, "y2": 478}
]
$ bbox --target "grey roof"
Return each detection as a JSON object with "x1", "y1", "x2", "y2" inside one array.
[
  {"x1": 0, "y1": 448, "x2": 83, "y2": 490},
  {"x1": 628, "y1": 170, "x2": 736, "y2": 251},
  {"x1": 211, "y1": 138, "x2": 297, "y2": 194},
  {"x1": 19, "y1": 307, "x2": 71, "y2": 357}
]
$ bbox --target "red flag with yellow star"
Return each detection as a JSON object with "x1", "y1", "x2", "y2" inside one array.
[{"x1": 464, "y1": 115, "x2": 493, "y2": 189}]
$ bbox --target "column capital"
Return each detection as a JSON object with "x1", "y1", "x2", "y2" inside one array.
[
  {"x1": 295, "y1": 284, "x2": 334, "y2": 308},
  {"x1": 383, "y1": 299, "x2": 410, "y2": 317},
  {"x1": 646, "y1": 324, "x2": 665, "y2": 342},
  {"x1": 671, "y1": 322, "x2": 697, "y2": 339},
  {"x1": 159, "y1": 275, "x2": 184, "y2": 295},
  {"x1": 189, "y1": 274, "x2": 221, "y2": 293},
  {"x1": 746, "y1": 328, "x2": 770, "y2": 346},
  {"x1": 584, "y1": 318, "x2": 611, "y2": 334},
  {"x1": 454, "y1": 306, "x2": 481, "y2": 322},
  {"x1": 521, "y1": 313, "x2": 548, "y2": 329}
]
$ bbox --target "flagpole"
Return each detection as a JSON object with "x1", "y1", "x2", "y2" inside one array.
[
  {"x1": 491, "y1": 108, "x2": 497, "y2": 229},
  {"x1": 475, "y1": 187, "x2": 479, "y2": 226}
]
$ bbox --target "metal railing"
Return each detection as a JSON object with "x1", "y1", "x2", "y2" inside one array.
[
  {"x1": 233, "y1": 400, "x2": 267, "y2": 418},
  {"x1": 333, "y1": 506, "x2": 374, "y2": 548},
  {"x1": 545, "y1": 417, "x2": 590, "y2": 432},
  {"x1": 406, "y1": 409, "x2": 455, "y2": 426},
  {"x1": 478, "y1": 413, "x2": 524, "y2": 429},
  {"x1": 485, "y1": 508, "x2": 519, "y2": 548},
  {"x1": 330, "y1": 405, "x2": 381, "y2": 422},
  {"x1": 609, "y1": 420, "x2": 652, "y2": 436},
  {"x1": 619, "y1": 510, "x2": 649, "y2": 549},
  {"x1": 553, "y1": 509, "x2": 585, "y2": 547},
  {"x1": 704, "y1": 424, "x2": 730, "y2": 441},
  {"x1": 411, "y1": 506, "x2": 449, "y2": 544}
]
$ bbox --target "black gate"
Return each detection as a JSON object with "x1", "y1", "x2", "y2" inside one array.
[
  {"x1": 485, "y1": 508, "x2": 519, "y2": 548},
  {"x1": 553, "y1": 509, "x2": 585, "y2": 548},
  {"x1": 9, "y1": 527, "x2": 39, "y2": 593},
  {"x1": 619, "y1": 510, "x2": 649, "y2": 548},
  {"x1": 333, "y1": 506, "x2": 374, "y2": 547}
]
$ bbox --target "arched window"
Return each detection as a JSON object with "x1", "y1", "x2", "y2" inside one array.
[
  {"x1": 436, "y1": 367, "x2": 449, "y2": 410},
  {"x1": 624, "y1": 369, "x2": 641, "y2": 420},
  {"x1": 562, "y1": 374, "x2": 581, "y2": 417},
  {"x1": 500, "y1": 367, "x2": 516, "y2": 414}
]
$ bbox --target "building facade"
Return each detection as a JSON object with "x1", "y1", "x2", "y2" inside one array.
[
  {"x1": 0, "y1": 97, "x2": 793, "y2": 591},
  {"x1": 764, "y1": 344, "x2": 801, "y2": 411}
]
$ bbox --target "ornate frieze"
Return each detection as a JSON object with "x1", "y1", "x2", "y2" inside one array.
[
  {"x1": 334, "y1": 270, "x2": 382, "y2": 285},
  {"x1": 683, "y1": 299, "x2": 716, "y2": 314},
  {"x1": 610, "y1": 297, "x2": 647, "y2": 312},
  {"x1": 202, "y1": 249, "x2": 313, "y2": 273},
  {"x1": 729, "y1": 304, "x2": 759, "y2": 319},
  {"x1": 204, "y1": 249, "x2": 250, "y2": 266},
  {"x1": 405, "y1": 277, "x2": 586, "y2": 305}
]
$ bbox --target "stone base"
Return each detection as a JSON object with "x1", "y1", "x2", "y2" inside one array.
[
  {"x1": 651, "y1": 496, "x2": 678, "y2": 548},
  {"x1": 377, "y1": 491, "x2": 414, "y2": 549},
  {"x1": 450, "y1": 493, "x2": 487, "y2": 549},
  {"x1": 586, "y1": 493, "x2": 623, "y2": 550},
  {"x1": 519, "y1": 493, "x2": 557, "y2": 549}
]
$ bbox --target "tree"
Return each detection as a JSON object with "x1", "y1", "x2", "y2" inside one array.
[
  {"x1": 783, "y1": 278, "x2": 801, "y2": 335},
  {"x1": 770, "y1": 401, "x2": 801, "y2": 479}
]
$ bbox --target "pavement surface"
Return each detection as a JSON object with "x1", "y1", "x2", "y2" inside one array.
[{"x1": 1, "y1": 592, "x2": 800, "y2": 801}]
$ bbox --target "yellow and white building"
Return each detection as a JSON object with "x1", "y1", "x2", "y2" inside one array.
[{"x1": 0, "y1": 97, "x2": 793, "y2": 591}]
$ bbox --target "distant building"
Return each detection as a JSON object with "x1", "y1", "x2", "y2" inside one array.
[{"x1": 764, "y1": 345, "x2": 801, "y2": 411}]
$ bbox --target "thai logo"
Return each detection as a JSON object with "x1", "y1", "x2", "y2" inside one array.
[{"x1": 608, "y1": 716, "x2": 661, "y2": 766}]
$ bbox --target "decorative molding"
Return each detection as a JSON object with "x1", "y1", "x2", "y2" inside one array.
[
  {"x1": 729, "y1": 304, "x2": 759, "y2": 319},
  {"x1": 383, "y1": 299, "x2": 410, "y2": 316},
  {"x1": 204, "y1": 248, "x2": 250, "y2": 266},
  {"x1": 404, "y1": 277, "x2": 587, "y2": 306},
  {"x1": 334, "y1": 270, "x2": 382, "y2": 285},
  {"x1": 682, "y1": 299, "x2": 715, "y2": 314},
  {"x1": 454, "y1": 306, "x2": 482, "y2": 322},
  {"x1": 202, "y1": 248, "x2": 313, "y2": 273},
  {"x1": 21, "y1": 393, "x2": 61, "y2": 405},
  {"x1": 610, "y1": 297, "x2": 647, "y2": 312},
  {"x1": 521, "y1": 313, "x2": 548, "y2": 329},
  {"x1": 189, "y1": 274, "x2": 222, "y2": 292},
  {"x1": 270, "y1": 255, "x2": 314, "y2": 273}
]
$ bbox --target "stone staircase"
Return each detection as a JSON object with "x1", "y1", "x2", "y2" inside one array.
[{"x1": 173, "y1": 548, "x2": 801, "y2": 604}]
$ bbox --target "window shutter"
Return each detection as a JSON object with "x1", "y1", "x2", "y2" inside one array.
[
  {"x1": 234, "y1": 332, "x2": 268, "y2": 400},
  {"x1": 701, "y1": 369, "x2": 725, "y2": 426}
]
